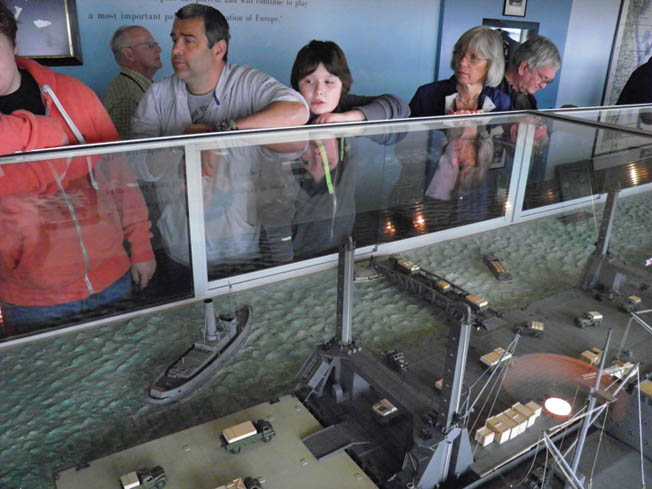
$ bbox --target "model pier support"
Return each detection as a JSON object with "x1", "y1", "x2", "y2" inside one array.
[
  {"x1": 581, "y1": 187, "x2": 650, "y2": 293},
  {"x1": 298, "y1": 245, "x2": 476, "y2": 488},
  {"x1": 337, "y1": 237, "x2": 355, "y2": 346},
  {"x1": 205, "y1": 298, "x2": 218, "y2": 341},
  {"x1": 580, "y1": 188, "x2": 626, "y2": 293}
]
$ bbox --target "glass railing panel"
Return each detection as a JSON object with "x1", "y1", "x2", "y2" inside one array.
[
  {"x1": 377, "y1": 119, "x2": 517, "y2": 244},
  {"x1": 549, "y1": 104, "x2": 652, "y2": 131},
  {"x1": 193, "y1": 113, "x2": 532, "y2": 281},
  {"x1": 0, "y1": 145, "x2": 193, "y2": 340},
  {"x1": 518, "y1": 114, "x2": 652, "y2": 211},
  {"x1": 9, "y1": 110, "x2": 652, "y2": 340}
]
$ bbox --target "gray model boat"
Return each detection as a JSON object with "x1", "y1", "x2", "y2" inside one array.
[{"x1": 148, "y1": 300, "x2": 253, "y2": 404}]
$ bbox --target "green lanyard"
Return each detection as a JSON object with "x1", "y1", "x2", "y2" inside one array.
[
  {"x1": 314, "y1": 139, "x2": 334, "y2": 195},
  {"x1": 314, "y1": 139, "x2": 346, "y2": 195}
]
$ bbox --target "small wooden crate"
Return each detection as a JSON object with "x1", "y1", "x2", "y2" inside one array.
[
  {"x1": 512, "y1": 402, "x2": 536, "y2": 427},
  {"x1": 223, "y1": 420, "x2": 257, "y2": 444},
  {"x1": 486, "y1": 415, "x2": 511, "y2": 444},
  {"x1": 474, "y1": 426, "x2": 495, "y2": 446}
]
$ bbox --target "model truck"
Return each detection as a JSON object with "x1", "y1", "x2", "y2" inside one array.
[
  {"x1": 120, "y1": 466, "x2": 167, "y2": 489},
  {"x1": 619, "y1": 295, "x2": 642, "y2": 313},
  {"x1": 221, "y1": 419, "x2": 275, "y2": 454},
  {"x1": 383, "y1": 350, "x2": 408, "y2": 374},
  {"x1": 575, "y1": 311, "x2": 602, "y2": 328},
  {"x1": 514, "y1": 320, "x2": 544, "y2": 337}
]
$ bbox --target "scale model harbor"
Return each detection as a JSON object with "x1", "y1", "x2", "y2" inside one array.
[{"x1": 55, "y1": 231, "x2": 651, "y2": 489}]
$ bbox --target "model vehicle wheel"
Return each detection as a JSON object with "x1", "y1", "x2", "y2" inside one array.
[
  {"x1": 244, "y1": 477, "x2": 262, "y2": 489},
  {"x1": 154, "y1": 482, "x2": 166, "y2": 489},
  {"x1": 229, "y1": 447, "x2": 241, "y2": 454}
]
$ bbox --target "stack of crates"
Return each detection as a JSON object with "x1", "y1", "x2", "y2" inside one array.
[{"x1": 474, "y1": 400, "x2": 542, "y2": 446}]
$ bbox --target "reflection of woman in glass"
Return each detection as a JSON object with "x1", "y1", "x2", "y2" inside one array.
[
  {"x1": 426, "y1": 126, "x2": 495, "y2": 200},
  {"x1": 422, "y1": 125, "x2": 499, "y2": 229},
  {"x1": 410, "y1": 26, "x2": 509, "y2": 117}
]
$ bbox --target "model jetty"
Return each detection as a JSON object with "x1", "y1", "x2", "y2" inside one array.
[{"x1": 148, "y1": 299, "x2": 253, "y2": 404}]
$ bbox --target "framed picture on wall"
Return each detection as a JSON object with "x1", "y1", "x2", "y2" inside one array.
[
  {"x1": 503, "y1": 0, "x2": 527, "y2": 17},
  {"x1": 6, "y1": 0, "x2": 82, "y2": 65}
]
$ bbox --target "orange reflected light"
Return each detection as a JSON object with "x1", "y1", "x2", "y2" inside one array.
[
  {"x1": 544, "y1": 397, "x2": 572, "y2": 417},
  {"x1": 384, "y1": 219, "x2": 396, "y2": 237},
  {"x1": 628, "y1": 165, "x2": 640, "y2": 186},
  {"x1": 413, "y1": 211, "x2": 427, "y2": 233}
]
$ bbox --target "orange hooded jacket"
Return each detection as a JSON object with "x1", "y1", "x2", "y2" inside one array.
[{"x1": 0, "y1": 57, "x2": 154, "y2": 306}]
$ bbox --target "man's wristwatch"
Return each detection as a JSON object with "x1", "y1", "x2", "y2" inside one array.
[{"x1": 214, "y1": 119, "x2": 238, "y2": 132}]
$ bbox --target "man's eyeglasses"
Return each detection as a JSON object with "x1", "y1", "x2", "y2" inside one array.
[
  {"x1": 129, "y1": 41, "x2": 159, "y2": 50},
  {"x1": 531, "y1": 67, "x2": 553, "y2": 87}
]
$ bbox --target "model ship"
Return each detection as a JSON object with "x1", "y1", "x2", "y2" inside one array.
[{"x1": 148, "y1": 300, "x2": 253, "y2": 404}]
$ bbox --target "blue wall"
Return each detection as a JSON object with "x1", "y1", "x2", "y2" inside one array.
[
  {"x1": 436, "y1": 0, "x2": 573, "y2": 109},
  {"x1": 53, "y1": 0, "x2": 439, "y2": 103},
  {"x1": 44, "y1": 0, "x2": 620, "y2": 110},
  {"x1": 555, "y1": 0, "x2": 621, "y2": 107}
]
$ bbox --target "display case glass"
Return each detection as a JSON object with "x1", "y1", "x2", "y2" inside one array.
[{"x1": 1, "y1": 109, "x2": 651, "y2": 489}]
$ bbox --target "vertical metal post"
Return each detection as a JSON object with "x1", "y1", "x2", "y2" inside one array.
[
  {"x1": 336, "y1": 237, "x2": 354, "y2": 346},
  {"x1": 204, "y1": 298, "x2": 217, "y2": 341},
  {"x1": 185, "y1": 144, "x2": 209, "y2": 297},
  {"x1": 565, "y1": 328, "x2": 612, "y2": 489},
  {"x1": 438, "y1": 304, "x2": 473, "y2": 429},
  {"x1": 596, "y1": 189, "x2": 619, "y2": 256},
  {"x1": 509, "y1": 120, "x2": 536, "y2": 224}
]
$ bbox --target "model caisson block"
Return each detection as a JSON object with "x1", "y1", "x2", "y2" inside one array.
[
  {"x1": 580, "y1": 347, "x2": 603, "y2": 366},
  {"x1": 512, "y1": 402, "x2": 536, "y2": 428},
  {"x1": 480, "y1": 347, "x2": 512, "y2": 368},
  {"x1": 483, "y1": 254, "x2": 512, "y2": 281},
  {"x1": 474, "y1": 426, "x2": 495, "y2": 446}
]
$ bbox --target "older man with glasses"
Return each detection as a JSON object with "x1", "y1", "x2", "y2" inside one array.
[
  {"x1": 498, "y1": 35, "x2": 560, "y2": 110},
  {"x1": 103, "y1": 25, "x2": 163, "y2": 139}
]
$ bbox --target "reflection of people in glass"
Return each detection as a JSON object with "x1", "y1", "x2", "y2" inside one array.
[
  {"x1": 410, "y1": 26, "x2": 509, "y2": 117},
  {"x1": 422, "y1": 125, "x2": 499, "y2": 228},
  {"x1": 283, "y1": 40, "x2": 408, "y2": 258},
  {"x1": 0, "y1": 2, "x2": 155, "y2": 335},
  {"x1": 129, "y1": 4, "x2": 308, "y2": 276},
  {"x1": 426, "y1": 126, "x2": 494, "y2": 200},
  {"x1": 289, "y1": 138, "x2": 356, "y2": 259}
]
